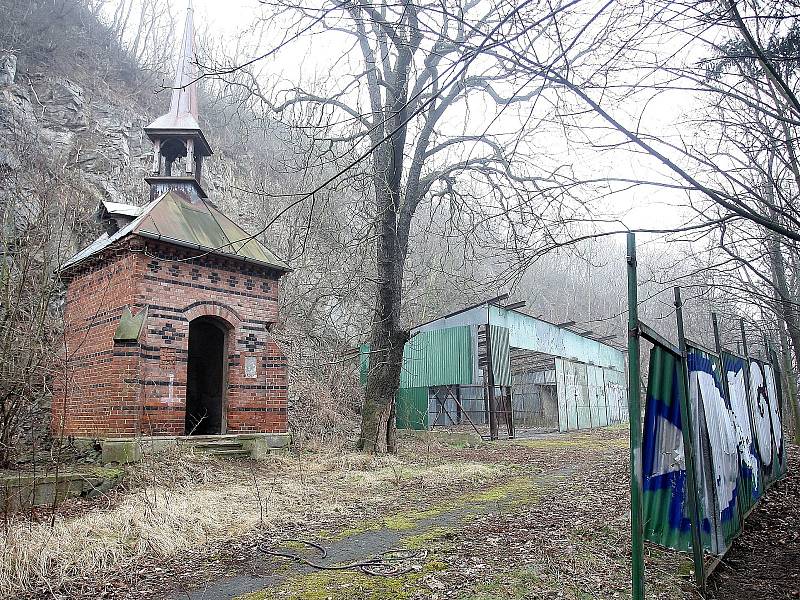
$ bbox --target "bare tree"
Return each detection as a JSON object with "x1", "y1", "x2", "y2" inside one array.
[{"x1": 214, "y1": 0, "x2": 606, "y2": 452}]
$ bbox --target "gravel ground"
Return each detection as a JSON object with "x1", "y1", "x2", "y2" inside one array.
[{"x1": 706, "y1": 445, "x2": 800, "y2": 600}]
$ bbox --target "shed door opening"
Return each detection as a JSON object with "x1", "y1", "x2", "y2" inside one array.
[{"x1": 185, "y1": 317, "x2": 226, "y2": 435}]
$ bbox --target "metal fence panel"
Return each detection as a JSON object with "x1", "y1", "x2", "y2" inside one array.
[
  {"x1": 688, "y1": 347, "x2": 740, "y2": 555},
  {"x1": 749, "y1": 359, "x2": 786, "y2": 485},
  {"x1": 643, "y1": 342, "x2": 787, "y2": 557},
  {"x1": 642, "y1": 346, "x2": 699, "y2": 552},
  {"x1": 722, "y1": 353, "x2": 761, "y2": 515},
  {"x1": 396, "y1": 387, "x2": 428, "y2": 430}
]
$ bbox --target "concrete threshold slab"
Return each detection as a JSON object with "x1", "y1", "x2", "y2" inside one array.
[{"x1": 83, "y1": 433, "x2": 291, "y2": 464}]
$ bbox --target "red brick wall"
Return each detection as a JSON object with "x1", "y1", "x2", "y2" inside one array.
[
  {"x1": 54, "y1": 238, "x2": 288, "y2": 437},
  {"x1": 53, "y1": 249, "x2": 143, "y2": 436}
]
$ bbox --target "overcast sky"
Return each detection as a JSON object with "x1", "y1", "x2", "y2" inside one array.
[{"x1": 160, "y1": 0, "x2": 696, "y2": 237}]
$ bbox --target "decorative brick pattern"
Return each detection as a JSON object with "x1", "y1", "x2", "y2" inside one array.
[{"x1": 53, "y1": 239, "x2": 287, "y2": 437}]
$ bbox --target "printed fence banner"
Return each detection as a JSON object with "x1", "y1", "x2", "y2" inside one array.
[
  {"x1": 748, "y1": 359, "x2": 786, "y2": 484},
  {"x1": 643, "y1": 342, "x2": 787, "y2": 557},
  {"x1": 687, "y1": 346, "x2": 740, "y2": 555},
  {"x1": 722, "y1": 353, "x2": 761, "y2": 515},
  {"x1": 642, "y1": 346, "x2": 697, "y2": 552}
]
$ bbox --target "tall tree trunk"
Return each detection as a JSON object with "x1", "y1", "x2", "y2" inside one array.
[
  {"x1": 767, "y1": 229, "x2": 800, "y2": 444},
  {"x1": 360, "y1": 323, "x2": 408, "y2": 452},
  {"x1": 359, "y1": 179, "x2": 410, "y2": 453},
  {"x1": 777, "y1": 316, "x2": 800, "y2": 445}
]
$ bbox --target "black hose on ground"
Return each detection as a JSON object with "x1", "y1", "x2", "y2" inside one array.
[{"x1": 259, "y1": 538, "x2": 428, "y2": 576}]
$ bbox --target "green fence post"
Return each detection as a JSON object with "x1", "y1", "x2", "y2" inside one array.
[
  {"x1": 626, "y1": 233, "x2": 644, "y2": 600},
  {"x1": 674, "y1": 288, "x2": 707, "y2": 591}
]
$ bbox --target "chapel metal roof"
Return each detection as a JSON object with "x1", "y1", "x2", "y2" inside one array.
[{"x1": 61, "y1": 190, "x2": 290, "y2": 273}]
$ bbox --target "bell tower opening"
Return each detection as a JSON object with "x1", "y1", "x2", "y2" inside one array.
[
  {"x1": 185, "y1": 316, "x2": 228, "y2": 435},
  {"x1": 160, "y1": 137, "x2": 187, "y2": 176}
]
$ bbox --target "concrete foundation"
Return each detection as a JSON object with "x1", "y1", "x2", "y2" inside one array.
[
  {"x1": 94, "y1": 433, "x2": 291, "y2": 464},
  {"x1": 398, "y1": 428, "x2": 483, "y2": 448},
  {"x1": 1, "y1": 467, "x2": 124, "y2": 512}
]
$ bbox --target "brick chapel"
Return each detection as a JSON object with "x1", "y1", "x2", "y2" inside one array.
[{"x1": 54, "y1": 5, "x2": 290, "y2": 439}]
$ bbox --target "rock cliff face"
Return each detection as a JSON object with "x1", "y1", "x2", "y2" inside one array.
[
  {"x1": 0, "y1": 0, "x2": 294, "y2": 254},
  {"x1": 0, "y1": 2, "x2": 187, "y2": 459},
  {"x1": 0, "y1": 53, "x2": 154, "y2": 251}
]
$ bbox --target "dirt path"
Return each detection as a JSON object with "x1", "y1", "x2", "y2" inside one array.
[
  {"x1": 170, "y1": 465, "x2": 577, "y2": 599},
  {"x1": 156, "y1": 428, "x2": 694, "y2": 600}
]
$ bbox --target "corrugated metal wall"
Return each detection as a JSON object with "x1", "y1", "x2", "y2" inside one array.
[
  {"x1": 402, "y1": 326, "x2": 474, "y2": 388},
  {"x1": 359, "y1": 326, "x2": 474, "y2": 389},
  {"x1": 488, "y1": 325, "x2": 511, "y2": 386},
  {"x1": 556, "y1": 358, "x2": 627, "y2": 432},
  {"x1": 396, "y1": 387, "x2": 428, "y2": 430}
]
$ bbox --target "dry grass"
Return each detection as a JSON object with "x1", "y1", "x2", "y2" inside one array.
[{"x1": 0, "y1": 446, "x2": 504, "y2": 598}]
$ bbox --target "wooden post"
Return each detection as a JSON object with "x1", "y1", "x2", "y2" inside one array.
[{"x1": 485, "y1": 325, "x2": 499, "y2": 441}]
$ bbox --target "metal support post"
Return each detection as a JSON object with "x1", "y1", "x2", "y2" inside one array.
[
  {"x1": 485, "y1": 325, "x2": 499, "y2": 441},
  {"x1": 676, "y1": 288, "x2": 706, "y2": 592},
  {"x1": 626, "y1": 233, "x2": 644, "y2": 600}
]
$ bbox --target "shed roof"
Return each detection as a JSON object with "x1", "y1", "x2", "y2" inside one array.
[
  {"x1": 62, "y1": 190, "x2": 290, "y2": 273},
  {"x1": 99, "y1": 201, "x2": 144, "y2": 218},
  {"x1": 412, "y1": 299, "x2": 625, "y2": 372}
]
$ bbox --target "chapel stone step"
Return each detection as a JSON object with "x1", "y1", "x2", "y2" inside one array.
[{"x1": 178, "y1": 436, "x2": 249, "y2": 457}]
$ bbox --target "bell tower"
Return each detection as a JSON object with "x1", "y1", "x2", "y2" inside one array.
[{"x1": 144, "y1": 1, "x2": 212, "y2": 202}]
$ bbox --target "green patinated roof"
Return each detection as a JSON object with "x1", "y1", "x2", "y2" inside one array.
[{"x1": 62, "y1": 190, "x2": 290, "y2": 273}]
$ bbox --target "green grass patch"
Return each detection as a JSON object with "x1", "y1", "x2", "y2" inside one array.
[
  {"x1": 460, "y1": 475, "x2": 542, "y2": 507},
  {"x1": 237, "y1": 557, "x2": 447, "y2": 600}
]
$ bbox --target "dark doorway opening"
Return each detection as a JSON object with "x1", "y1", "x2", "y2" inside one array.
[{"x1": 185, "y1": 316, "x2": 227, "y2": 435}]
